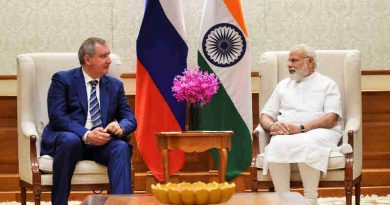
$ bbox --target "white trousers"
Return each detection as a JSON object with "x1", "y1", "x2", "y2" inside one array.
[{"x1": 269, "y1": 162, "x2": 320, "y2": 205}]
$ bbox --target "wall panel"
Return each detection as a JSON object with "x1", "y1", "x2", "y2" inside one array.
[{"x1": 1, "y1": 0, "x2": 389, "y2": 75}]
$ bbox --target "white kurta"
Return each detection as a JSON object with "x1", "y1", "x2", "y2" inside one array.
[{"x1": 261, "y1": 72, "x2": 343, "y2": 174}]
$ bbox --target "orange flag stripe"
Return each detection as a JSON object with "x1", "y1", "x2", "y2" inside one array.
[
  {"x1": 223, "y1": 0, "x2": 248, "y2": 37},
  {"x1": 135, "y1": 60, "x2": 185, "y2": 181}
]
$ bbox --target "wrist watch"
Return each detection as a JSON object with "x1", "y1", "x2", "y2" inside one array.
[{"x1": 299, "y1": 124, "x2": 305, "y2": 133}]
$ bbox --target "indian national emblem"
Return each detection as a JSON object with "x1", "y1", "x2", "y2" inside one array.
[{"x1": 202, "y1": 23, "x2": 246, "y2": 68}]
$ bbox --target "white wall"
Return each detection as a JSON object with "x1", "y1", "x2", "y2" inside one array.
[{"x1": 0, "y1": 0, "x2": 389, "y2": 75}]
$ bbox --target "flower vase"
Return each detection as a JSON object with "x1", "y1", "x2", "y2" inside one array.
[{"x1": 189, "y1": 102, "x2": 202, "y2": 131}]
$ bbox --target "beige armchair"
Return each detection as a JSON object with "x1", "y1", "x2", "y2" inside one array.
[
  {"x1": 17, "y1": 53, "x2": 131, "y2": 205},
  {"x1": 250, "y1": 50, "x2": 362, "y2": 205}
]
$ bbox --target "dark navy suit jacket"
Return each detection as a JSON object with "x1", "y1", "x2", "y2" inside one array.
[{"x1": 41, "y1": 67, "x2": 137, "y2": 156}]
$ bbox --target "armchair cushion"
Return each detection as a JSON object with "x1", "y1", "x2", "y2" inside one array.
[
  {"x1": 255, "y1": 152, "x2": 345, "y2": 171},
  {"x1": 39, "y1": 155, "x2": 107, "y2": 174},
  {"x1": 256, "y1": 168, "x2": 345, "y2": 182}
]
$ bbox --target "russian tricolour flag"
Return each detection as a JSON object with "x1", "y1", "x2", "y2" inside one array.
[
  {"x1": 198, "y1": 0, "x2": 252, "y2": 180},
  {"x1": 136, "y1": 0, "x2": 187, "y2": 182}
]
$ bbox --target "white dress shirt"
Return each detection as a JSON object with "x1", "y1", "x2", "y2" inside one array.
[{"x1": 82, "y1": 68, "x2": 100, "y2": 142}]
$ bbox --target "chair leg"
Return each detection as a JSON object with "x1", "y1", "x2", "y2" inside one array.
[
  {"x1": 345, "y1": 184, "x2": 352, "y2": 205},
  {"x1": 20, "y1": 185, "x2": 27, "y2": 205},
  {"x1": 268, "y1": 187, "x2": 275, "y2": 192},
  {"x1": 251, "y1": 181, "x2": 258, "y2": 192},
  {"x1": 33, "y1": 188, "x2": 41, "y2": 205},
  {"x1": 355, "y1": 182, "x2": 361, "y2": 205}
]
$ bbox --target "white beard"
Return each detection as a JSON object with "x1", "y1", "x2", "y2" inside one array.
[{"x1": 289, "y1": 62, "x2": 309, "y2": 82}]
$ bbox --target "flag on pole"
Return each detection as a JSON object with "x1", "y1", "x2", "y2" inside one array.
[
  {"x1": 198, "y1": 0, "x2": 252, "y2": 180},
  {"x1": 136, "y1": 0, "x2": 187, "y2": 182}
]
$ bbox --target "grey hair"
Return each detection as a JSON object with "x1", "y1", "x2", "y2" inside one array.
[
  {"x1": 78, "y1": 37, "x2": 106, "y2": 65},
  {"x1": 291, "y1": 44, "x2": 318, "y2": 69}
]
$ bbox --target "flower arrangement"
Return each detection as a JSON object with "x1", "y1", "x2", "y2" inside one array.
[{"x1": 172, "y1": 66, "x2": 219, "y2": 105}]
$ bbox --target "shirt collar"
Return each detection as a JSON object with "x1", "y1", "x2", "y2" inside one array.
[
  {"x1": 301, "y1": 71, "x2": 317, "y2": 82},
  {"x1": 82, "y1": 67, "x2": 100, "y2": 85}
]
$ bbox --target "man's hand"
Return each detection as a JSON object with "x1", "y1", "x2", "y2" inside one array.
[
  {"x1": 104, "y1": 121, "x2": 124, "y2": 136},
  {"x1": 269, "y1": 121, "x2": 289, "y2": 135},
  {"x1": 86, "y1": 127, "x2": 110, "y2": 146},
  {"x1": 270, "y1": 122, "x2": 301, "y2": 135}
]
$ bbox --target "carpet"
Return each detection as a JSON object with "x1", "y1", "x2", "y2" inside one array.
[
  {"x1": 0, "y1": 195, "x2": 388, "y2": 204},
  {"x1": 317, "y1": 195, "x2": 390, "y2": 205}
]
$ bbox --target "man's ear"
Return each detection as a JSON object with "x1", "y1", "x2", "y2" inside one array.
[
  {"x1": 305, "y1": 56, "x2": 315, "y2": 70},
  {"x1": 84, "y1": 55, "x2": 91, "y2": 65},
  {"x1": 307, "y1": 56, "x2": 315, "y2": 66}
]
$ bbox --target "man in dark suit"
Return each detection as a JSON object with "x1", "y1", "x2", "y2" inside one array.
[{"x1": 40, "y1": 37, "x2": 137, "y2": 205}]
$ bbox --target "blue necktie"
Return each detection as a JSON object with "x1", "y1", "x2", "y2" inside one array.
[{"x1": 89, "y1": 80, "x2": 102, "y2": 129}]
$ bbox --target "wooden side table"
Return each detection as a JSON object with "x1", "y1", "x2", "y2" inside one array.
[{"x1": 156, "y1": 131, "x2": 233, "y2": 183}]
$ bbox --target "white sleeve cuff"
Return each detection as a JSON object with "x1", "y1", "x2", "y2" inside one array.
[{"x1": 83, "y1": 131, "x2": 90, "y2": 144}]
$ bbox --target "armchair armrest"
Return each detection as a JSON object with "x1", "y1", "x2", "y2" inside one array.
[
  {"x1": 18, "y1": 121, "x2": 42, "y2": 184},
  {"x1": 252, "y1": 126, "x2": 260, "y2": 159},
  {"x1": 251, "y1": 124, "x2": 271, "y2": 168},
  {"x1": 256, "y1": 125, "x2": 271, "y2": 154},
  {"x1": 20, "y1": 121, "x2": 41, "y2": 174},
  {"x1": 250, "y1": 124, "x2": 272, "y2": 192},
  {"x1": 250, "y1": 125, "x2": 260, "y2": 191},
  {"x1": 344, "y1": 130, "x2": 355, "y2": 190},
  {"x1": 21, "y1": 121, "x2": 40, "y2": 139},
  {"x1": 343, "y1": 115, "x2": 363, "y2": 180},
  {"x1": 344, "y1": 126, "x2": 362, "y2": 180},
  {"x1": 29, "y1": 135, "x2": 41, "y2": 175},
  {"x1": 343, "y1": 118, "x2": 360, "y2": 146}
]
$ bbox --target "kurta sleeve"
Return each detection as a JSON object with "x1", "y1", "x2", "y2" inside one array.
[
  {"x1": 324, "y1": 81, "x2": 342, "y2": 118},
  {"x1": 261, "y1": 83, "x2": 281, "y2": 120}
]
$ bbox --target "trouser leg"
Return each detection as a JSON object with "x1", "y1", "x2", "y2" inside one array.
[
  {"x1": 268, "y1": 162, "x2": 290, "y2": 192},
  {"x1": 298, "y1": 163, "x2": 320, "y2": 205},
  {"x1": 86, "y1": 139, "x2": 132, "y2": 194},
  {"x1": 52, "y1": 132, "x2": 83, "y2": 205},
  {"x1": 107, "y1": 140, "x2": 132, "y2": 194}
]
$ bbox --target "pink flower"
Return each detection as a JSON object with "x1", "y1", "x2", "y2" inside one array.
[{"x1": 172, "y1": 66, "x2": 219, "y2": 105}]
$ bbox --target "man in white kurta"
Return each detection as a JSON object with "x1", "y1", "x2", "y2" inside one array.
[{"x1": 260, "y1": 44, "x2": 342, "y2": 205}]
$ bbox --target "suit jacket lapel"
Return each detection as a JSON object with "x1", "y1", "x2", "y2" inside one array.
[
  {"x1": 75, "y1": 68, "x2": 88, "y2": 114},
  {"x1": 99, "y1": 76, "x2": 109, "y2": 127}
]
